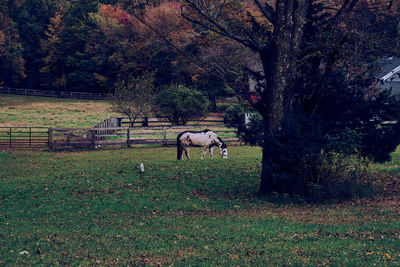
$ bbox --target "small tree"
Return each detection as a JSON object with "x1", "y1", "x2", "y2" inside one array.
[
  {"x1": 154, "y1": 84, "x2": 209, "y2": 125},
  {"x1": 109, "y1": 71, "x2": 156, "y2": 126}
]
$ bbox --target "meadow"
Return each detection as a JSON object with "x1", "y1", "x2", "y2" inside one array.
[
  {"x1": 0, "y1": 94, "x2": 118, "y2": 128},
  {"x1": 0, "y1": 146, "x2": 399, "y2": 266},
  {"x1": 0, "y1": 94, "x2": 399, "y2": 265}
]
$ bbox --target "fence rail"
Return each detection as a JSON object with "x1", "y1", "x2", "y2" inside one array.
[
  {"x1": 0, "y1": 87, "x2": 111, "y2": 100},
  {"x1": 0, "y1": 127, "x2": 49, "y2": 149},
  {"x1": 93, "y1": 117, "x2": 122, "y2": 140},
  {"x1": 1, "y1": 87, "x2": 235, "y2": 104},
  {"x1": 118, "y1": 116, "x2": 227, "y2": 128}
]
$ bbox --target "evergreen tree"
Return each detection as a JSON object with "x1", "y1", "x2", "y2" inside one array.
[
  {"x1": 0, "y1": 1, "x2": 26, "y2": 86},
  {"x1": 40, "y1": 11, "x2": 66, "y2": 90},
  {"x1": 9, "y1": 0, "x2": 58, "y2": 88}
]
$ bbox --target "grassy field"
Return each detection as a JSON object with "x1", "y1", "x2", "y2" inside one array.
[
  {"x1": 0, "y1": 94, "x2": 118, "y2": 128},
  {"x1": 0, "y1": 94, "x2": 399, "y2": 265},
  {"x1": 0, "y1": 146, "x2": 399, "y2": 266}
]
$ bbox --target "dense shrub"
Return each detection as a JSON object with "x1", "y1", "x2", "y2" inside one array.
[
  {"x1": 227, "y1": 105, "x2": 398, "y2": 200},
  {"x1": 262, "y1": 114, "x2": 373, "y2": 200},
  {"x1": 154, "y1": 84, "x2": 210, "y2": 125},
  {"x1": 225, "y1": 104, "x2": 264, "y2": 145}
]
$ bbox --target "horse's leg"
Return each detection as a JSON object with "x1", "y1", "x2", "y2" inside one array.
[
  {"x1": 184, "y1": 146, "x2": 191, "y2": 160},
  {"x1": 180, "y1": 147, "x2": 184, "y2": 160},
  {"x1": 209, "y1": 146, "x2": 214, "y2": 159},
  {"x1": 201, "y1": 146, "x2": 208, "y2": 159}
]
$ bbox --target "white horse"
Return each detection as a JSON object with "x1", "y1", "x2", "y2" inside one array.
[{"x1": 177, "y1": 129, "x2": 228, "y2": 160}]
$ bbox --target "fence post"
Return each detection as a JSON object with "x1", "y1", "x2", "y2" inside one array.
[
  {"x1": 163, "y1": 126, "x2": 167, "y2": 146},
  {"x1": 91, "y1": 130, "x2": 96, "y2": 148},
  {"x1": 142, "y1": 117, "x2": 149, "y2": 127},
  {"x1": 48, "y1": 128, "x2": 53, "y2": 149},
  {"x1": 29, "y1": 127, "x2": 32, "y2": 148},
  {"x1": 127, "y1": 127, "x2": 131, "y2": 148}
]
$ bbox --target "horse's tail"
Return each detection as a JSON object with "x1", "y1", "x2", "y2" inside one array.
[{"x1": 177, "y1": 135, "x2": 182, "y2": 160}]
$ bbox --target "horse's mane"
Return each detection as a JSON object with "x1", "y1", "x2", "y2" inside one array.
[{"x1": 217, "y1": 136, "x2": 227, "y2": 148}]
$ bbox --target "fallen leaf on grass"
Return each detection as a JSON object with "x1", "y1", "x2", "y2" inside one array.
[
  {"x1": 230, "y1": 254, "x2": 239, "y2": 260},
  {"x1": 384, "y1": 253, "x2": 391, "y2": 259}
]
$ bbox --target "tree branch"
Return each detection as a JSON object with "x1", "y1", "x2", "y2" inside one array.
[
  {"x1": 252, "y1": 0, "x2": 275, "y2": 25},
  {"x1": 129, "y1": 7, "x2": 259, "y2": 110},
  {"x1": 182, "y1": 1, "x2": 263, "y2": 51},
  {"x1": 331, "y1": 0, "x2": 360, "y2": 26},
  {"x1": 388, "y1": 0, "x2": 394, "y2": 10}
]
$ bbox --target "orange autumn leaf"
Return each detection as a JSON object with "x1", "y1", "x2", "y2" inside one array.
[{"x1": 230, "y1": 254, "x2": 239, "y2": 260}]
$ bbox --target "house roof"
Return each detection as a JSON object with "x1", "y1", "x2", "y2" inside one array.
[{"x1": 375, "y1": 57, "x2": 400, "y2": 81}]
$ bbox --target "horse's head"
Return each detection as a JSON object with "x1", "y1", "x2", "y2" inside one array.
[
  {"x1": 212, "y1": 135, "x2": 228, "y2": 159},
  {"x1": 219, "y1": 143, "x2": 228, "y2": 159}
]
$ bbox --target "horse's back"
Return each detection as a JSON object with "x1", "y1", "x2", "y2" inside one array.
[{"x1": 177, "y1": 130, "x2": 216, "y2": 147}]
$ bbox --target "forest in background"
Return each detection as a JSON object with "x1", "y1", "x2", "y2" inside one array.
[
  {"x1": 1, "y1": 0, "x2": 398, "y2": 98},
  {"x1": 0, "y1": 0, "x2": 232, "y2": 103}
]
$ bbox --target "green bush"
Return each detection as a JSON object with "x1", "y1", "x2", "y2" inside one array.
[
  {"x1": 227, "y1": 108, "x2": 371, "y2": 200},
  {"x1": 154, "y1": 84, "x2": 210, "y2": 125},
  {"x1": 263, "y1": 115, "x2": 371, "y2": 201},
  {"x1": 225, "y1": 104, "x2": 264, "y2": 146}
]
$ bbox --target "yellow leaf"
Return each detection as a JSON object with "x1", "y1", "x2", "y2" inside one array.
[
  {"x1": 384, "y1": 253, "x2": 391, "y2": 259},
  {"x1": 230, "y1": 254, "x2": 239, "y2": 260},
  {"x1": 366, "y1": 251, "x2": 374, "y2": 255}
]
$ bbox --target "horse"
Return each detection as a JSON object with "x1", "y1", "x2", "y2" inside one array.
[{"x1": 177, "y1": 129, "x2": 228, "y2": 160}]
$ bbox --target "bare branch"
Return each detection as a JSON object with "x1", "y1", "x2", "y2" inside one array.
[
  {"x1": 252, "y1": 0, "x2": 275, "y2": 24},
  {"x1": 129, "y1": 6, "x2": 256, "y2": 110},
  {"x1": 182, "y1": 1, "x2": 263, "y2": 51},
  {"x1": 388, "y1": 0, "x2": 394, "y2": 10},
  {"x1": 331, "y1": 0, "x2": 360, "y2": 26}
]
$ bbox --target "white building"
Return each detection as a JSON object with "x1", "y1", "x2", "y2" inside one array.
[{"x1": 375, "y1": 57, "x2": 400, "y2": 93}]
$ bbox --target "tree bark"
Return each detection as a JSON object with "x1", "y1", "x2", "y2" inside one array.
[{"x1": 259, "y1": 0, "x2": 309, "y2": 194}]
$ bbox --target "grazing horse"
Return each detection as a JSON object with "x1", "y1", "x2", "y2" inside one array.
[{"x1": 177, "y1": 129, "x2": 228, "y2": 160}]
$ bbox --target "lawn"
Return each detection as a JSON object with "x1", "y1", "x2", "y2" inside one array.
[
  {"x1": 0, "y1": 94, "x2": 118, "y2": 128},
  {"x1": 0, "y1": 146, "x2": 399, "y2": 266}
]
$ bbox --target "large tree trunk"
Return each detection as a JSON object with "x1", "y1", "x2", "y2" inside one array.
[
  {"x1": 259, "y1": 49, "x2": 291, "y2": 194},
  {"x1": 259, "y1": 0, "x2": 308, "y2": 194}
]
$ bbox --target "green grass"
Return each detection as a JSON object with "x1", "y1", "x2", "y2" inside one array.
[
  {"x1": 0, "y1": 146, "x2": 399, "y2": 266},
  {"x1": 370, "y1": 147, "x2": 400, "y2": 173},
  {"x1": 0, "y1": 94, "x2": 119, "y2": 128}
]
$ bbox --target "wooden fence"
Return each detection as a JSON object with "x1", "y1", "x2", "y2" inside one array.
[
  {"x1": 93, "y1": 117, "x2": 122, "y2": 140},
  {"x1": 50, "y1": 126, "x2": 238, "y2": 149},
  {"x1": 0, "y1": 87, "x2": 110, "y2": 100},
  {"x1": 0, "y1": 87, "x2": 235, "y2": 103},
  {"x1": 0, "y1": 127, "x2": 49, "y2": 149},
  {"x1": 118, "y1": 116, "x2": 227, "y2": 128},
  {"x1": 0, "y1": 125, "x2": 239, "y2": 150}
]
